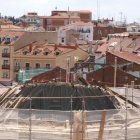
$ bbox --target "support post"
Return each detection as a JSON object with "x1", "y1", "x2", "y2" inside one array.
[
  {"x1": 70, "y1": 95, "x2": 73, "y2": 140},
  {"x1": 125, "y1": 84, "x2": 128, "y2": 140},
  {"x1": 131, "y1": 81, "x2": 134, "y2": 108},
  {"x1": 98, "y1": 111, "x2": 106, "y2": 140},
  {"x1": 114, "y1": 57, "x2": 117, "y2": 87},
  {"x1": 29, "y1": 95, "x2": 32, "y2": 140}
]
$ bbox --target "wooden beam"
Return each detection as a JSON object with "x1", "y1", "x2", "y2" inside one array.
[{"x1": 98, "y1": 111, "x2": 106, "y2": 140}]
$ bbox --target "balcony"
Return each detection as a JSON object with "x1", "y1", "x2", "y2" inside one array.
[
  {"x1": 2, "y1": 64, "x2": 10, "y2": 69},
  {"x1": 2, "y1": 53, "x2": 10, "y2": 58}
]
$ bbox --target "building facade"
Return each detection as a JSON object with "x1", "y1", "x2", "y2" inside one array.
[
  {"x1": 58, "y1": 22, "x2": 93, "y2": 45},
  {"x1": 20, "y1": 12, "x2": 40, "y2": 26},
  {"x1": 0, "y1": 31, "x2": 24, "y2": 81},
  {"x1": 13, "y1": 42, "x2": 89, "y2": 81},
  {"x1": 40, "y1": 10, "x2": 92, "y2": 31}
]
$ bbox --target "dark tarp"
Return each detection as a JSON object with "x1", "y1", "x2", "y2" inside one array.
[{"x1": 17, "y1": 83, "x2": 116, "y2": 110}]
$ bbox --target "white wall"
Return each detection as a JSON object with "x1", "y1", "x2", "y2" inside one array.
[{"x1": 58, "y1": 23, "x2": 93, "y2": 45}]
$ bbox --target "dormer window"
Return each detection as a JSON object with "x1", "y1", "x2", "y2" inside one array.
[
  {"x1": 33, "y1": 51, "x2": 39, "y2": 55},
  {"x1": 54, "y1": 51, "x2": 60, "y2": 56},
  {"x1": 5, "y1": 37, "x2": 11, "y2": 44},
  {"x1": 23, "y1": 51, "x2": 28, "y2": 55},
  {"x1": 33, "y1": 51, "x2": 38, "y2": 55},
  {"x1": 44, "y1": 51, "x2": 49, "y2": 55}
]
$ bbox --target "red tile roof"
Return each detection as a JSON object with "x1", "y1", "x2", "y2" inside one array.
[
  {"x1": 1, "y1": 25, "x2": 22, "y2": 29},
  {"x1": 108, "y1": 51, "x2": 140, "y2": 65},
  {"x1": 30, "y1": 67, "x2": 66, "y2": 83},
  {"x1": 0, "y1": 30, "x2": 24, "y2": 37},
  {"x1": 69, "y1": 21, "x2": 93, "y2": 26},
  {"x1": 46, "y1": 15, "x2": 80, "y2": 19},
  {"x1": 79, "y1": 10, "x2": 91, "y2": 13}
]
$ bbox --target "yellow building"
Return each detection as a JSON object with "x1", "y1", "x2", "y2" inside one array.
[
  {"x1": 0, "y1": 30, "x2": 89, "y2": 82},
  {"x1": 0, "y1": 31, "x2": 24, "y2": 81},
  {"x1": 14, "y1": 41, "x2": 89, "y2": 80}
]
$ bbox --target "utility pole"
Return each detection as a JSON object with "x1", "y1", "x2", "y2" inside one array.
[
  {"x1": 66, "y1": 56, "x2": 71, "y2": 83},
  {"x1": 125, "y1": 84, "x2": 128, "y2": 140},
  {"x1": 131, "y1": 81, "x2": 134, "y2": 108},
  {"x1": 120, "y1": 12, "x2": 123, "y2": 22},
  {"x1": 114, "y1": 57, "x2": 117, "y2": 88},
  {"x1": 68, "y1": 6, "x2": 70, "y2": 24},
  {"x1": 29, "y1": 93, "x2": 32, "y2": 140},
  {"x1": 97, "y1": 0, "x2": 100, "y2": 20},
  {"x1": 70, "y1": 95, "x2": 73, "y2": 140},
  {"x1": 82, "y1": 97, "x2": 85, "y2": 140}
]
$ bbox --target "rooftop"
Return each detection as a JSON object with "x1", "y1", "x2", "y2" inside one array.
[
  {"x1": 46, "y1": 15, "x2": 80, "y2": 19},
  {"x1": 108, "y1": 51, "x2": 140, "y2": 65}
]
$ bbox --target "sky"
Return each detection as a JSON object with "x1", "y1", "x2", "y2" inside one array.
[{"x1": 0, "y1": 0, "x2": 140, "y2": 23}]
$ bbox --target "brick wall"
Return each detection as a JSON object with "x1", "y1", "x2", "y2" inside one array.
[
  {"x1": 106, "y1": 52, "x2": 140, "y2": 71},
  {"x1": 79, "y1": 13, "x2": 91, "y2": 22},
  {"x1": 87, "y1": 66, "x2": 140, "y2": 87},
  {"x1": 93, "y1": 26, "x2": 126, "y2": 40}
]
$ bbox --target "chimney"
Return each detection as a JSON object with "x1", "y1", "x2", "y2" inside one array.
[
  {"x1": 88, "y1": 40, "x2": 93, "y2": 54},
  {"x1": 29, "y1": 44, "x2": 32, "y2": 52}
]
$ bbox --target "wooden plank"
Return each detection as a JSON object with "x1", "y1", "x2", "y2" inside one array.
[{"x1": 98, "y1": 111, "x2": 106, "y2": 140}]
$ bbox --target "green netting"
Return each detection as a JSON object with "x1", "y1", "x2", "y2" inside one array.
[
  {"x1": 18, "y1": 69, "x2": 50, "y2": 83},
  {"x1": 95, "y1": 65, "x2": 102, "y2": 70}
]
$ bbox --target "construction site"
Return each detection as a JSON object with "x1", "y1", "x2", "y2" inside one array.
[{"x1": 0, "y1": 81, "x2": 140, "y2": 140}]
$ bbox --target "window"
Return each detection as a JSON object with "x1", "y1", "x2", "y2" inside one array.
[
  {"x1": 46, "y1": 64, "x2": 51, "y2": 69},
  {"x1": 98, "y1": 30, "x2": 102, "y2": 35},
  {"x1": 35, "y1": 63, "x2": 40, "y2": 69},
  {"x1": 25, "y1": 63, "x2": 30, "y2": 70},
  {"x1": 33, "y1": 51, "x2": 38, "y2": 55},
  {"x1": 3, "y1": 48, "x2": 8, "y2": 53},
  {"x1": 15, "y1": 62, "x2": 20, "y2": 70},
  {"x1": 5, "y1": 37, "x2": 11, "y2": 43},
  {"x1": 23, "y1": 51, "x2": 28, "y2": 55},
  {"x1": 44, "y1": 52, "x2": 49, "y2": 55},
  {"x1": 61, "y1": 37, "x2": 65, "y2": 43},
  {"x1": 3, "y1": 60, "x2": 8, "y2": 65},
  {"x1": 55, "y1": 51, "x2": 60, "y2": 56},
  {"x1": 3, "y1": 71, "x2": 8, "y2": 78}
]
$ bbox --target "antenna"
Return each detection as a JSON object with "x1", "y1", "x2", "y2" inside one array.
[
  {"x1": 55, "y1": 6, "x2": 57, "y2": 10},
  {"x1": 68, "y1": 6, "x2": 70, "y2": 24},
  {"x1": 97, "y1": 0, "x2": 100, "y2": 20},
  {"x1": 120, "y1": 12, "x2": 123, "y2": 22}
]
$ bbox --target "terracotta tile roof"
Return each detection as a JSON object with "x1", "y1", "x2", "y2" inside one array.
[
  {"x1": 96, "y1": 44, "x2": 108, "y2": 54},
  {"x1": 69, "y1": 21, "x2": 93, "y2": 26},
  {"x1": 30, "y1": 67, "x2": 66, "y2": 83},
  {"x1": 0, "y1": 30, "x2": 25, "y2": 46},
  {"x1": 108, "y1": 51, "x2": 140, "y2": 65},
  {"x1": 0, "y1": 20, "x2": 7, "y2": 25},
  {"x1": 46, "y1": 15, "x2": 80, "y2": 19},
  {"x1": 79, "y1": 10, "x2": 91, "y2": 13},
  {"x1": 87, "y1": 66, "x2": 140, "y2": 87},
  {"x1": 1, "y1": 24, "x2": 23, "y2": 29},
  {"x1": 15, "y1": 41, "x2": 77, "y2": 58},
  {"x1": 134, "y1": 45, "x2": 140, "y2": 52},
  {"x1": 0, "y1": 30, "x2": 24, "y2": 37}
]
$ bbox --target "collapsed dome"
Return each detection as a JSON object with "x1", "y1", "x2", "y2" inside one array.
[{"x1": 15, "y1": 83, "x2": 117, "y2": 110}]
